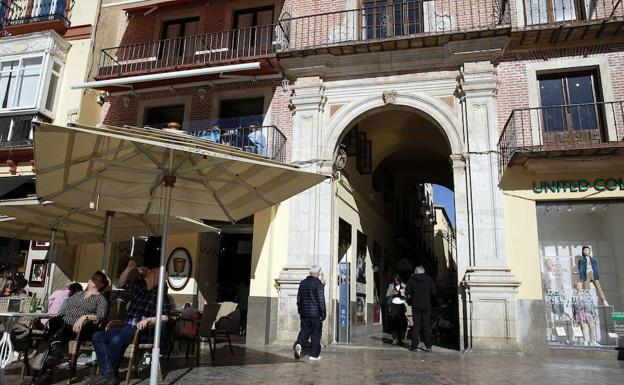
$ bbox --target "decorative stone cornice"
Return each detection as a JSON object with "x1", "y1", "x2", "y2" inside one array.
[
  {"x1": 0, "y1": 30, "x2": 71, "y2": 61},
  {"x1": 290, "y1": 77, "x2": 327, "y2": 114},
  {"x1": 457, "y1": 61, "x2": 500, "y2": 99}
]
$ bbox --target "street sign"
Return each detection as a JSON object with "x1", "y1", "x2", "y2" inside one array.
[{"x1": 612, "y1": 312, "x2": 624, "y2": 321}]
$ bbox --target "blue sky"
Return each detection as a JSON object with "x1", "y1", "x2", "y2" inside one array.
[{"x1": 432, "y1": 184, "x2": 455, "y2": 226}]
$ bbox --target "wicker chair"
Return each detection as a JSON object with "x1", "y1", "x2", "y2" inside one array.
[
  {"x1": 105, "y1": 320, "x2": 163, "y2": 385},
  {"x1": 66, "y1": 319, "x2": 101, "y2": 384}
]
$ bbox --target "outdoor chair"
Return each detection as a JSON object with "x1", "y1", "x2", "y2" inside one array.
[
  {"x1": 168, "y1": 302, "x2": 221, "y2": 364},
  {"x1": 105, "y1": 320, "x2": 163, "y2": 385},
  {"x1": 66, "y1": 319, "x2": 100, "y2": 384},
  {"x1": 17, "y1": 317, "x2": 45, "y2": 381},
  {"x1": 209, "y1": 301, "x2": 237, "y2": 360}
]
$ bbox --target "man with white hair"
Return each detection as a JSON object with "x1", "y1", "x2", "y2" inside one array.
[
  {"x1": 293, "y1": 265, "x2": 326, "y2": 361},
  {"x1": 406, "y1": 265, "x2": 437, "y2": 353}
]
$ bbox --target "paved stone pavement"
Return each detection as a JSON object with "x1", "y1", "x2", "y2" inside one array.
[{"x1": 3, "y1": 335, "x2": 623, "y2": 385}]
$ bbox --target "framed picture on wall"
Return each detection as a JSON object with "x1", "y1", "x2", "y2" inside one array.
[
  {"x1": 29, "y1": 260, "x2": 47, "y2": 287},
  {"x1": 166, "y1": 247, "x2": 192, "y2": 291},
  {"x1": 31, "y1": 241, "x2": 50, "y2": 250}
]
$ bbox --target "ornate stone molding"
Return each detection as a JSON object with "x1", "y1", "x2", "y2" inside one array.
[{"x1": 382, "y1": 90, "x2": 397, "y2": 104}]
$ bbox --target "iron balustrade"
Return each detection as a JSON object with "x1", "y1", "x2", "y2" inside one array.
[
  {"x1": 498, "y1": 100, "x2": 624, "y2": 170},
  {"x1": 0, "y1": 114, "x2": 50, "y2": 149},
  {"x1": 519, "y1": 0, "x2": 623, "y2": 28},
  {"x1": 142, "y1": 116, "x2": 287, "y2": 162},
  {"x1": 5, "y1": 0, "x2": 72, "y2": 27},
  {"x1": 276, "y1": 0, "x2": 511, "y2": 52},
  {"x1": 97, "y1": 24, "x2": 280, "y2": 78}
]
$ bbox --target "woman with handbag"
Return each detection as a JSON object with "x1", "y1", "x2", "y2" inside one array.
[{"x1": 386, "y1": 274, "x2": 407, "y2": 345}]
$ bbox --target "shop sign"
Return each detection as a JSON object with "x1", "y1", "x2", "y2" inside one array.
[
  {"x1": 612, "y1": 312, "x2": 624, "y2": 321},
  {"x1": 532, "y1": 178, "x2": 624, "y2": 194}
]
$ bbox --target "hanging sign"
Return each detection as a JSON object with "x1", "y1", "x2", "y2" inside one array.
[{"x1": 532, "y1": 178, "x2": 624, "y2": 194}]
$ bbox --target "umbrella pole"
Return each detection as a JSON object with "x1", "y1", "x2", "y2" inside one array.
[
  {"x1": 101, "y1": 211, "x2": 114, "y2": 273},
  {"x1": 44, "y1": 229, "x2": 57, "y2": 296},
  {"x1": 150, "y1": 163, "x2": 175, "y2": 385}
]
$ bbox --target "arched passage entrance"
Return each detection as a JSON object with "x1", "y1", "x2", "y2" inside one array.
[{"x1": 329, "y1": 101, "x2": 461, "y2": 349}]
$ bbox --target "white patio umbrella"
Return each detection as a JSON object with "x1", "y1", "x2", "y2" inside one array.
[
  {"x1": 0, "y1": 197, "x2": 220, "y2": 293},
  {"x1": 33, "y1": 122, "x2": 326, "y2": 384}
]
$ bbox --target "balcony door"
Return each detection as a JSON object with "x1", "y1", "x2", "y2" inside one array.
[
  {"x1": 233, "y1": 7, "x2": 274, "y2": 56},
  {"x1": 524, "y1": 0, "x2": 588, "y2": 25},
  {"x1": 144, "y1": 104, "x2": 186, "y2": 129},
  {"x1": 159, "y1": 17, "x2": 200, "y2": 63},
  {"x1": 538, "y1": 72, "x2": 603, "y2": 148},
  {"x1": 362, "y1": 0, "x2": 424, "y2": 40}
]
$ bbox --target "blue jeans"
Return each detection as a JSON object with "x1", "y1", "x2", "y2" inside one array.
[
  {"x1": 92, "y1": 326, "x2": 137, "y2": 375},
  {"x1": 295, "y1": 318, "x2": 322, "y2": 358}
]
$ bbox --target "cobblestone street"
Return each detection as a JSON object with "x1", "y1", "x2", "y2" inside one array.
[{"x1": 3, "y1": 335, "x2": 622, "y2": 385}]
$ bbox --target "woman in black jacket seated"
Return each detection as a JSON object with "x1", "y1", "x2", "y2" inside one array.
[{"x1": 32, "y1": 271, "x2": 109, "y2": 384}]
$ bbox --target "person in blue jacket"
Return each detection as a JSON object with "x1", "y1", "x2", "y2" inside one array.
[{"x1": 293, "y1": 265, "x2": 326, "y2": 361}]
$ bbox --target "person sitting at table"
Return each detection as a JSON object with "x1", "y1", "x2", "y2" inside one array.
[
  {"x1": 0, "y1": 277, "x2": 17, "y2": 297},
  {"x1": 32, "y1": 271, "x2": 109, "y2": 383},
  {"x1": 42, "y1": 282, "x2": 85, "y2": 325},
  {"x1": 90, "y1": 260, "x2": 172, "y2": 385}
]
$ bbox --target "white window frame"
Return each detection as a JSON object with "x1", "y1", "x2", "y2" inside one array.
[{"x1": 0, "y1": 52, "x2": 63, "y2": 119}]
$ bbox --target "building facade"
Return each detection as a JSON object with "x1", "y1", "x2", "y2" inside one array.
[{"x1": 0, "y1": 0, "x2": 622, "y2": 355}]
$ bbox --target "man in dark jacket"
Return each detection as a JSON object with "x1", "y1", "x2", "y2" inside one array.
[
  {"x1": 294, "y1": 265, "x2": 326, "y2": 361},
  {"x1": 406, "y1": 265, "x2": 437, "y2": 352}
]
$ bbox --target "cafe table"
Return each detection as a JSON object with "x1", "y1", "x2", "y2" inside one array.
[{"x1": 0, "y1": 312, "x2": 52, "y2": 384}]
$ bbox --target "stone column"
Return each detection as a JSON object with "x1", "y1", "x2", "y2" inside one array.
[
  {"x1": 275, "y1": 77, "x2": 333, "y2": 344},
  {"x1": 458, "y1": 62, "x2": 520, "y2": 352}
]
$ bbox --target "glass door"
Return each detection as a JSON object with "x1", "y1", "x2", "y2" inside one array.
[
  {"x1": 363, "y1": 0, "x2": 424, "y2": 40},
  {"x1": 233, "y1": 7, "x2": 274, "y2": 55},
  {"x1": 538, "y1": 72, "x2": 603, "y2": 147},
  {"x1": 159, "y1": 17, "x2": 200, "y2": 64}
]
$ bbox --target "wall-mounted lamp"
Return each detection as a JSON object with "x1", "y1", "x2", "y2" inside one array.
[
  {"x1": 198, "y1": 88, "x2": 207, "y2": 100},
  {"x1": 122, "y1": 96, "x2": 130, "y2": 108},
  {"x1": 281, "y1": 77, "x2": 289, "y2": 93}
]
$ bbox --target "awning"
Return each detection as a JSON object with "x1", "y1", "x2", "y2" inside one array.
[
  {"x1": 0, "y1": 198, "x2": 218, "y2": 245},
  {"x1": 33, "y1": 123, "x2": 327, "y2": 222},
  {"x1": 70, "y1": 62, "x2": 261, "y2": 90}
]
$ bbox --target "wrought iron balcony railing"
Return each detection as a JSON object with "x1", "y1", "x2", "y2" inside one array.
[
  {"x1": 97, "y1": 24, "x2": 280, "y2": 79},
  {"x1": 0, "y1": 114, "x2": 50, "y2": 149},
  {"x1": 518, "y1": 0, "x2": 623, "y2": 28},
  {"x1": 276, "y1": 0, "x2": 511, "y2": 52},
  {"x1": 142, "y1": 116, "x2": 287, "y2": 162},
  {"x1": 5, "y1": 0, "x2": 73, "y2": 28},
  {"x1": 498, "y1": 101, "x2": 624, "y2": 169}
]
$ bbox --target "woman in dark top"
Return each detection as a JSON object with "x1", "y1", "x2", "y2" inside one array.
[
  {"x1": 33, "y1": 271, "x2": 109, "y2": 382},
  {"x1": 386, "y1": 274, "x2": 407, "y2": 345}
]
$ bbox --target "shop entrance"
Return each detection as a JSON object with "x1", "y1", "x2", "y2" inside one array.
[{"x1": 333, "y1": 106, "x2": 459, "y2": 349}]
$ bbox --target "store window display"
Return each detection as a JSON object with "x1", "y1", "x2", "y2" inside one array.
[{"x1": 537, "y1": 201, "x2": 623, "y2": 349}]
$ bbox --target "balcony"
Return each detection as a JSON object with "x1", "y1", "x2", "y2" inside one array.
[
  {"x1": 498, "y1": 101, "x2": 624, "y2": 171},
  {"x1": 512, "y1": 0, "x2": 624, "y2": 46},
  {"x1": 3, "y1": 0, "x2": 73, "y2": 36},
  {"x1": 0, "y1": 114, "x2": 50, "y2": 163},
  {"x1": 96, "y1": 24, "x2": 280, "y2": 82},
  {"x1": 276, "y1": 0, "x2": 511, "y2": 57},
  {"x1": 143, "y1": 116, "x2": 287, "y2": 162}
]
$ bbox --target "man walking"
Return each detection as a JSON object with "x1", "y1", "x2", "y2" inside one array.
[
  {"x1": 293, "y1": 265, "x2": 326, "y2": 361},
  {"x1": 406, "y1": 265, "x2": 437, "y2": 353}
]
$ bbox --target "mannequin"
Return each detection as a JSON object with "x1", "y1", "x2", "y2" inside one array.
[
  {"x1": 572, "y1": 281, "x2": 599, "y2": 346},
  {"x1": 577, "y1": 246, "x2": 609, "y2": 306}
]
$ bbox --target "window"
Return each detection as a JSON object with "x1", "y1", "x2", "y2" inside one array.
[
  {"x1": 538, "y1": 71, "x2": 603, "y2": 144},
  {"x1": 159, "y1": 17, "x2": 200, "y2": 59},
  {"x1": 233, "y1": 6, "x2": 274, "y2": 51},
  {"x1": 0, "y1": 57, "x2": 43, "y2": 110},
  {"x1": 524, "y1": 0, "x2": 587, "y2": 25},
  {"x1": 363, "y1": 0, "x2": 423, "y2": 39},
  {"x1": 219, "y1": 97, "x2": 264, "y2": 128},
  {"x1": 144, "y1": 104, "x2": 186, "y2": 128},
  {"x1": 45, "y1": 61, "x2": 61, "y2": 112}
]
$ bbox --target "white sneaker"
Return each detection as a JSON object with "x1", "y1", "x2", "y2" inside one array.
[
  {"x1": 294, "y1": 344, "x2": 302, "y2": 359},
  {"x1": 309, "y1": 356, "x2": 321, "y2": 361}
]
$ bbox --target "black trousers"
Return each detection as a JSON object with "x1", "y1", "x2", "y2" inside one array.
[
  {"x1": 389, "y1": 304, "x2": 406, "y2": 341},
  {"x1": 295, "y1": 318, "x2": 322, "y2": 358},
  {"x1": 411, "y1": 309, "x2": 432, "y2": 349}
]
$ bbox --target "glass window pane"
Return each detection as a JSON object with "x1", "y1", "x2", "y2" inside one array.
[
  {"x1": 567, "y1": 74, "x2": 597, "y2": 130},
  {"x1": 552, "y1": 0, "x2": 577, "y2": 22},
  {"x1": 45, "y1": 72, "x2": 59, "y2": 111},
  {"x1": 525, "y1": 0, "x2": 548, "y2": 25},
  {"x1": 0, "y1": 61, "x2": 18, "y2": 109},
  {"x1": 15, "y1": 63, "x2": 42, "y2": 107},
  {"x1": 539, "y1": 78, "x2": 567, "y2": 132},
  {"x1": 52, "y1": 62, "x2": 61, "y2": 72}
]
